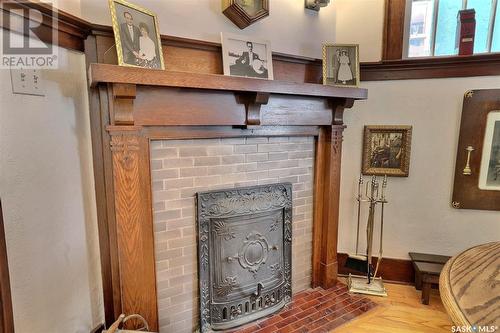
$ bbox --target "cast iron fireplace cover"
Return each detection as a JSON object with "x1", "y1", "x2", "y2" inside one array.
[{"x1": 196, "y1": 183, "x2": 292, "y2": 332}]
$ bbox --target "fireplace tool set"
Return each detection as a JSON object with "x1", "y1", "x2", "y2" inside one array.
[{"x1": 345, "y1": 175, "x2": 388, "y2": 297}]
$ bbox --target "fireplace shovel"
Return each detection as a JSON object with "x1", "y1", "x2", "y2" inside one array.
[{"x1": 345, "y1": 176, "x2": 387, "y2": 297}]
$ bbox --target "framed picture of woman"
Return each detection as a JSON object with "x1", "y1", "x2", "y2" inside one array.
[
  {"x1": 109, "y1": 0, "x2": 165, "y2": 70},
  {"x1": 322, "y1": 44, "x2": 360, "y2": 87}
]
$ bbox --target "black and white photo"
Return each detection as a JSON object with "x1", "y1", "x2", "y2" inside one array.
[
  {"x1": 479, "y1": 112, "x2": 500, "y2": 190},
  {"x1": 221, "y1": 33, "x2": 273, "y2": 80},
  {"x1": 109, "y1": 0, "x2": 165, "y2": 70},
  {"x1": 322, "y1": 44, "x2": 359, "y2": 87}
]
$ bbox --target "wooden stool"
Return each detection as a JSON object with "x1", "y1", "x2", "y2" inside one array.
[
  {"x1": 409, "y1": 252, "x2": 450, "y2": 290},
  {"x1": 414, "y1": 261, "x2": 443, "y2": 305}
]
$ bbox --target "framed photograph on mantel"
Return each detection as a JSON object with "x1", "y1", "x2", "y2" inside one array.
[
  {"x1": 322, "y1": 44, "x2": 360, "y2": 88},
  {"x1": 452, "y1": 89, "x2": 500, "y2": 211},
  {"x1": 221, "y1": 33, "x2": 273, "y2": 80},
  {"x1": 362, "y1": 125, "x2": 412, "y2": 177},
  {"x1": 109, "y1": 0, "x2": 165, "y2": 70}
]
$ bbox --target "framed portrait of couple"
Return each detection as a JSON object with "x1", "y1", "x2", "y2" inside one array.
[
  {"x1": 322, "y1": 44, "x2": 360, "y2": 88},
  {"x1": 221, "y1": 33, "x2": 274, "y2": 80},
  {"x1": 109, "y1": 0, "x2": 165, "y2": 70}
]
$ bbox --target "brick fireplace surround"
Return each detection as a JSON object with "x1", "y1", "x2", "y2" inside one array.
[{"x1": 151, "y1": 137, "x2": 315, "y2": 332}]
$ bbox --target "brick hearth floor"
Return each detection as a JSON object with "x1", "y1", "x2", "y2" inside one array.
[{"x1": 230, "y1": 282, "x2": 377, "y2": 333}]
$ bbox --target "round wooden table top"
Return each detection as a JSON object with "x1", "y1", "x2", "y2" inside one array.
[{"x1": 439, "y1": 242, "x2": 500, "y2": 328}]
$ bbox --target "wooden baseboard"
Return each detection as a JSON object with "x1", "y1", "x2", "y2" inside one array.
[{"x1": 337, "y1": 253, "x2": 415, "y2": 284}]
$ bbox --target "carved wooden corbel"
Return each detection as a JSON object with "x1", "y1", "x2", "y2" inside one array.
[
  {"x1": 236, "y1": 92, "x2": 270, "y2": 126},
  {"x1": 328, "y1": 98, "x2": 355, "y2": 125},
  {"x1": 110, "y1": 83, "x2": 136, "y2": 125}
]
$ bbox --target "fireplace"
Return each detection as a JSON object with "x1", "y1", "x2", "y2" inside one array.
[{"x1": 196, "y1": 183, "x2": 293, "y2": 331}]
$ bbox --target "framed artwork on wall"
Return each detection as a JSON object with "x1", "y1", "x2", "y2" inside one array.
[
  {"x1": 452, "y1": 89, "x2": 500, "y2": 211},
  {"x1": 222, "y1": 0, "x2": 270, "y2": 29},
  {"x1": 322, "y1": 44, "x2": 360, "y2": 88},
  {"x1": 108, "y1": 0, "x2": 165, "y2": 70},
  {"x1": 362, "y1": 125, "x2": 412, "y2": 177},
  {"x1": 221, "y1": 33, "x2": 273, "y2": 80}
]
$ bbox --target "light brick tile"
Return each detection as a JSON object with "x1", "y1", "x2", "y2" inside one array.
[
  {"x1": 235, "y1": 180, "x2": 258, "y2": 187},
  {"x1": 181, "y1": 207, "x2": 194, "y2": 217},
  {"x1": 151, "y1": 159, "x2": 163, "y2": 170},
  {"x1": 155, "y1": 189, "x2": 181, "y2": 201},
  {"x1": 221, "y1": 155, "x2": 245, "y2": 164},
  {"x1": 180, "y1": 167, "x2": 208, "y2": 177},
  {"x1": 154, "y1": 222, "x2": 166, "y2": 233},
  {"x1": 258, "y1": 143, "x2": 282, "y2": 152},
  {"x1": 155, "y1": 229, "x2": 182, "y2": 243},
  {"x1": 166, "y1": 198, "x2": 193, "y2": 210},
  {"x1": 163, "y1": 158, "x2": 193, "y2": 168},
  {"x1": 154, "y1": 209, "x2": 182, "y2": 221},
  {"x1": 279, "y1": 176, "x2": 299, "y2": 183},
  {"x1": 288, "y1": 137, "x2": 311, "y2": 143},
  {"x1": 268, "y1": 152, "x2": 288, "y2": 161},
  {"x1": 179, "y1": 146, "x2": 208, "y2": 157},
  {"x1": 207, "y1": 146, "x2": 233, "y2": 156},
  {"x1": 194, "y1": 156, "x2": 220, "y2": 166},
  {"x1": 207, "y1": 165, "x2": 236, "y2": 175},
  {"x1": 258, "y1": 178, "x2": 280, "y2": 185},
  {"x1": 223, "y1": 138, "x2": 246, "y2": 144},
  {"x1": 194, "y1": 175, "x2": 221, "y2": 187},
  {"x1": 288, "y1": 151, "x2": 313, "y2": 159},
  {"x1": 156, "y1": 248, "x2": 182, "y2": 261},
  {"x1": 269, "y1": 137, "x2": 289, "y2": 143},
  {"x1": 168, "y1": 237, "x2": 195, "y2": 249},
  {"x1": 165, "y1": 178, "x2": 193, "y2": 189},
  {"x1": 152, "y1": 181, "x2": 163, "y2": 191},
  {"x1": 246, "y1": 137, "x2": 268, "y2": 144},
  {"x1": 152, "y1": 169, "x2": 179, "y2": 180},
  {"x1": 245, "y1": 170, "x2": 269, "y2": 180},
  {"x1": 234, "y1": 144, "x2": 258, "y2": 154},
  {"x1": 245, "y1": 153, "x2": 268, "y2": 162},
  {"x1": 166, "y1": 218, "x2": 192, "y2": 230},
  {"x1": 151, "y1": 147, "x2": 178, "y2": 159},
  {"x1": 153, "y1": 201, "x2": 165, "y2": 212}
]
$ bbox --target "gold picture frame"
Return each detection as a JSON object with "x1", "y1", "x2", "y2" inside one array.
[
  {"x1": 322, "y1": 43, "x2": 360, "y2": 88},
  {"x1": 362, "y1": 125, "x2": 412, "y2": 177},
  {"x1": 109, "y1": 0, "x2": 165, "y2": 70}
]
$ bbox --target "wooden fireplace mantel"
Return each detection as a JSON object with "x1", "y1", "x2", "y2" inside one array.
[{"x1": 88, "y1": 62, "x2": 367, "y2": 331}]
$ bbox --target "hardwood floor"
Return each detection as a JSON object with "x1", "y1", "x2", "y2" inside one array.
[{"x1": 333, "y1": 280, "x2": 453, "y2": 333}]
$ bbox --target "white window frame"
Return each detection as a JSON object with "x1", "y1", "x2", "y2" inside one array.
[{"x1": 403, "y1": 0, "x2": 499, "y2": 58}]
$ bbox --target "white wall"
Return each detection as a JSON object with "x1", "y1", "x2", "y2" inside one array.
[
  {"x1": 339, "y1": 78, "x2": 500, "y2": 259},
  {"x1": 74, "y1": 0, "x2": 336, "y2": 59},
  {"x1": 0, "y1": 43, "x2": 103, "y2": 332},
  {"x1": 332, "y1": 0, "x2": 385, "y2": 62}
]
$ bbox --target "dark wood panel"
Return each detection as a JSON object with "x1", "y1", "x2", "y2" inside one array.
[
  {"x1": 452, "y1": 89, "x2": 500, "y2": 210},
  {"x1": 89, "y1": 64, "x2": 368, "y2": 99},
  {"x1": 337, "y1": 253, "x2": 415, "y2": 284},
  {"x1": 134, "y1": 87, "x2": 246, "y2": 126},
  {"x1": 261, "y1": 95, "x2": 333, "y2": 125},
  {"x1": 382, "y1": 0, "x2": 406, "y2": 60},
  {"x1": 0, "y1": 201, "x2": 14, "y2": 333}
]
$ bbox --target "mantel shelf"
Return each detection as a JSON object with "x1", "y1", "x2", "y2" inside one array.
[{"x1": 89, "y1": 63, "x2": 368, "y2": 100}]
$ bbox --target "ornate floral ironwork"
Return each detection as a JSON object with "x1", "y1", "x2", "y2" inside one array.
[{"x1": 196, "y1": 183, "x2": 292, "y2": 332}]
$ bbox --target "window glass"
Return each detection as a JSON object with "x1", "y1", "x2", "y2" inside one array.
[
  {"x1": 434, "y1": 0, "x2": 462, "y2": 56},
  {"x1": 467, "y1": 0, "x2": 494, "y2": 53},
  {"x1": 491, "y1": 3, "x2": 500, "y2": 52},
  {"x1": 408, "y1": 0, "x2": 436, "y2": 57}
]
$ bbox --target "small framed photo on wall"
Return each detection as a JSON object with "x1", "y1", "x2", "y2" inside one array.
[
  {"x1": 322, "y1": 44, "x2": 360, "y2": 87},
  {"x1": 221, "y1": 33, "x2": 273, "y2": 80},
  {"x1": 362, "y1": 125, "x2": 413, "y2": 177},
  {"x1": 109, "y1": 0, "x2": 165, "y2": 70}
]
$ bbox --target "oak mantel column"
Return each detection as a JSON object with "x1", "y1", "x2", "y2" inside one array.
[
  {"x1": 312, "y1": 98, "x2": 352, "y2": 289},
  {"x1": 108, "y1": 126, "x2": 158, "y2": 331}
]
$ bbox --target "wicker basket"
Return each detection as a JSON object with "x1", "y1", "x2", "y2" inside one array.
[{"x1": 103, "y1": 314, "x2": 156, "y2": 333}]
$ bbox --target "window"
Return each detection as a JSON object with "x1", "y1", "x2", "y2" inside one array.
[{"x1": 404, "y1": 0, "x2": 500, "y2": 57}]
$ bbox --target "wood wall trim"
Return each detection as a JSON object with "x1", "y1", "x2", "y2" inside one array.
[
  {"x1": 0, "y1": 201, "x2": 15, "y2": 333},
  {"x1": 382, "y1": 0, "x2": 406, "y2": 60},
  {"x1": 361, "y1": 53, "x2": 500, "y2": 81},
  {"x1": 6, "y1": 1, "x2": 500, "y2": 81},
  {"x1": 337, "y1": 253, "x2": 415, "y2": 284}
]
